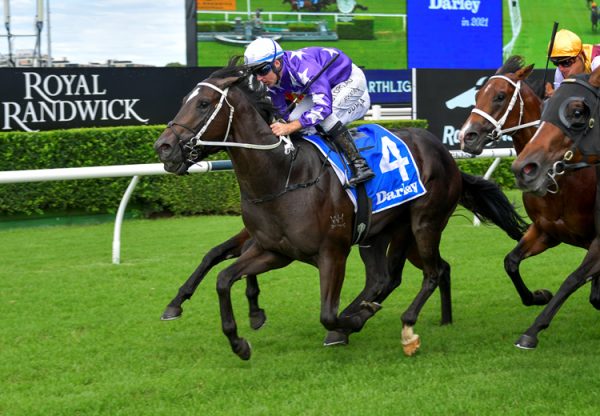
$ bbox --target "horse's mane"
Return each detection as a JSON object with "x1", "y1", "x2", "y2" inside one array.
[
  {"x1": 496, "y1": 55, "x2": 545, "y2": 99},
  {"x1": 209, "y1": 56, "x2": 277, "y2": 123}
]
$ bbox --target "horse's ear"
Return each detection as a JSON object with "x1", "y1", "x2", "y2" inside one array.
[
  {"x1": 515, "y1": 64, "x2": 535, "y2": 81},
  {"x1": 590, "y1": 65, "x2": 600, "y2": 88},
  {"x1": 214, "y1": 76, "x2": 243, "y2": 89}
]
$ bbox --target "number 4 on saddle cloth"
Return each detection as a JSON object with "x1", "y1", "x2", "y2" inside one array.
[{"x1": 303, "y1": 124, "x2": 427, "y2": 214}]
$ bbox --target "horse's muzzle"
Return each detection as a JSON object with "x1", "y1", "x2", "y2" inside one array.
[
  {"x1": 460, "y1": 130, "x2": 485, "y2": 155},
  {"x1": 154, "y1": 135, "x2": 189, "y2": 175},
  {"x1": 511, "y1": 159, "x2": 548, "y2": 196}
]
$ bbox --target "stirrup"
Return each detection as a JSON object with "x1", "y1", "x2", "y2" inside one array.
[{"x1": 348, "y1": 166, "x2": 375, "y2": 187}]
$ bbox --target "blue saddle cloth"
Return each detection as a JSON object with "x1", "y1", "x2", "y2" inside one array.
[{"x1": 302, "y1": 124, "x2": 427, "y2": 213}]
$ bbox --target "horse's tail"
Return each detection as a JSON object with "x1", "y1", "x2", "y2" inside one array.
[{"x1": 458, "y1": 172, "x2": 529, "y2": 241}]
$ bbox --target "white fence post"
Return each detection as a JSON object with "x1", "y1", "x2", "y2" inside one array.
[{"x1": 112, "y1": 175, "x2": 140, "y2": 264}]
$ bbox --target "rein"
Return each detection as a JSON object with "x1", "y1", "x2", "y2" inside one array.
[
  {"x1": 471, "y1": 75, "x2": 540, "y2": 140},
  {"x1": 243, "y1": 145, "x2": 331, "y2": 204},
  {"x1": 169, "y1": 81, "x2": 295, "y2": 154},
  {"x1": 543, "y1": 155, "x2": 598, "y2": 194},
  {"x1": 171, "y1": 79, "x2": 326, "y2": 203}
]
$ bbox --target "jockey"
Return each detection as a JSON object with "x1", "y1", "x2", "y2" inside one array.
[
  {"x1": 244, "y1": 37, "x2": 374, "y2": 187},
  {"x1": 547, "y1": 29, "x2": 600, "y2": 97}
]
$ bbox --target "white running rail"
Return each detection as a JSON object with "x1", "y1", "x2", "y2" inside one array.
[
  {"x1": 0, "y1": 161, "x2": 231, "y2": 264},
  {"x1": 503, "y1": 0, "x2": 522, "y2": 59},
  {"x1": 0, "y1": 149, "x2": 516, "y2": 264}
]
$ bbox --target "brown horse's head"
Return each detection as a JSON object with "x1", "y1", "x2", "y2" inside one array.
[
  {"x1": 154, "y1": 57, "x2": 274, "y2": 175},
  {"x1": 511, "y1": 68, "x2": 600, "y2": 195},
  {"x1": 459, "y1": 56, "x2": 540, "y2": 155}
]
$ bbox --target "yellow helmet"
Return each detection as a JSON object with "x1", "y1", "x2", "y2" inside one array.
[{"x1": 550, "y1": 29, "x2": 583, "y2": 58}]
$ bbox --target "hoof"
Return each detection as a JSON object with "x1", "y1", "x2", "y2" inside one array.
[
  {"x1": 161, "y1": 306, "x2": 183, "y2": 321},
  {"x1": 249, "y1": 309, "x2": 267, "y2": 330},
  {"x1": 234, "y1": 338, "x2": 252, "y2": 360},
  {"x1": 360, "y1": 300, "x2": 382, "y2": 314},
  {"x1": 532, "y1": 289, "x2": 553, "y2": 305},
  {"x1": 514, "y1": 334, "x2": 538, "y2": 350},
  {"x1": 323, "y1": 331, "x2": 349, "y2": 346},
  {"x1": 402, "y1": 334, "x2": 421, "y2": 356}
]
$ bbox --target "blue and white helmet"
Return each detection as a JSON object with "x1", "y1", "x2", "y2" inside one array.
[{"x1": 244, "y1": 38, "x2": 284, "y2": 66}]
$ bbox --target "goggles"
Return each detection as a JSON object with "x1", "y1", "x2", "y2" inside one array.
[
  {"x1": 254, "y1": 63, "x2": 273, "y2": 76},
  {"x1": 551, "y1": 56, "x2": 577, "y2": 68}
]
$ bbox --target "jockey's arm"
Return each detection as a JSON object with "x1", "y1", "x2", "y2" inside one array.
[{"x1": 271, "y1": 119, "x2": 302, "y2": 136}]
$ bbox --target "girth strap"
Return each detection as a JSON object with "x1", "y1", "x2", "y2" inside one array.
[{"x1": 352, "y1": 180, "x2": 372, "y2": 245}]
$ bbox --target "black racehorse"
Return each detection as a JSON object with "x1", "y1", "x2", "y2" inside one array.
[
  {"x1": 155, "y1": 57, "x2": 527, "y2": 360},
  {"x1": 511, "y1": 69, "x2": 600, "y2": 349}
]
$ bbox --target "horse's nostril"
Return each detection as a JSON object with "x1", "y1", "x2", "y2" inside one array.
[
  {"x1": 463, "y1": 132, "x2": 477, "y2": 143},
  {"x1": 159, "y1": 143, "x2": 171, "y2": 153},
  {"x1": 522, "y1": 163, "x2": 537, "y2": 177}
]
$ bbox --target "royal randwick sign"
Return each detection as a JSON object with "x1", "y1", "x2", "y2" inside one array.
[
  {"x1": 4, "y1": 72, "x2": 148, "y2": 131},
  {"x1": 0, "y1": 67, "x2": 216, "y2": 132}
]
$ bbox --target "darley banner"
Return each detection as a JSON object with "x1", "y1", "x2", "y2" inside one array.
[{"x1": 407, "y1": 0, "x2": 503, "y2": 69}]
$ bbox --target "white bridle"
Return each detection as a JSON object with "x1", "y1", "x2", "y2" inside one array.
[
  {"x1": 188, "y1": 81, "x2": 294, "y2": 154},
  {"x1": 470, "y1": 75, "x2": 540, "y2": 140}
]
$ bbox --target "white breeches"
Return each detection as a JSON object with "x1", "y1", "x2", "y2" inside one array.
[{"x1": 288, "y1": 64, "x2": 371, "y2": 134}]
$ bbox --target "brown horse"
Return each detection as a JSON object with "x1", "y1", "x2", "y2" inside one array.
[
  {"x1": 511, "y1": 69, "x2": 600, "y2": 349},
  {"x1": 459, "y1": 56, "x2": 598, "y2": 309},
  {"x1": 154, "y1": 58, "x2": 527, "y2": 360}
]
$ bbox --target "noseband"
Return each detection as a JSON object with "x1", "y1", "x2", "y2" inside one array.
[
  {"x1": 167, "y1": 81, "x2": 294, "y2": 163},
  {"x1": 471, "y1": 75, "x2": 540, "y2": 141}
]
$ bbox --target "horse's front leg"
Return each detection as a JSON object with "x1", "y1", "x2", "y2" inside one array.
[
  {"x1": 504, "y1": 224, "x2": 555, "y2": 307},
  {"x1": 316, "y1": 249, "x2": 364, "y2": 335},
  {"x1": 515, "y1": 237, "x2": 600, "y2": 349},
  {"x1": 161, "y1": 228, "x2": 252, "y2": 320},
  {"x1": 323, "y1": 236, "x2": 393, "y2": 346},
  {"x1": 216, "y1": 245, "x2": 291, "y2": 360}
]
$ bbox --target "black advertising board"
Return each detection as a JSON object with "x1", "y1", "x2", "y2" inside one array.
[
  {"x1": 0, "y1": 67, "x2": 218, "y2": 132},
  {"x1": 415, "y1": 68, "x2": 546, "y2": 150}
]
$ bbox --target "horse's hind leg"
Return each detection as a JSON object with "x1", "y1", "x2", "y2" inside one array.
[
  {"x1": 431, "y1": 252, "x2": 452, "y2": 325},
  {"x1": 246, "y1": 274, "x2": 266, "y2": 329},
  {"x1": 401, "y1": 242, "x2": 452, "y2": 325},
  {"x1": 504, "y1": 225, "x2": 555, "y2": 307},
  {"x1": 589, "y1": 276, "x2": 600, "y2": 310},
  {"x1": 161, "y1": 228, "x2": 252, "y2": 320},
  {"x1": 400, "y1": 223, "x2": 448, "y2": 356}
]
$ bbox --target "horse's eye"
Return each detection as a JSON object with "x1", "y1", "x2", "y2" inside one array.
[
  {"x1": 198, "y1": 100, "x2": 210, "y2": 109},
  {"x1": 569, "y1": 105, "x2": 589, "y2": 130},
  {"x1": 494, "y1": 92, "x2": 506, "y2": 102}
]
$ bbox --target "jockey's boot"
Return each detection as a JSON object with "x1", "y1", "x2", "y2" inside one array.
[{"x1": 329, "y1": 122, "x2": 375, "y2": 187}]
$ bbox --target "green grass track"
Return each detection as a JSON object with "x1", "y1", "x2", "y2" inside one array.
[{"x1": 1, "y1": 194, "x2": 599, "y2": 415}]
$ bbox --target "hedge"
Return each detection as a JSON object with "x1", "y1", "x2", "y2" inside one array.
[
  {"x1": 337, "y1": 16, "x2": 375, "y2": 40},
  {"x1": 0, "y1": 126, "x2": 240, "y2": 219},
  {"x1": 197, "y1": 22, "x2": 233, "y2": 32},
  {"x1": 287, "y1": 23, "x2": 318, "y2": 32},
  {"x1": 2, "y1": 119, "x2": 498, "y2": 219}
]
